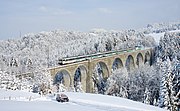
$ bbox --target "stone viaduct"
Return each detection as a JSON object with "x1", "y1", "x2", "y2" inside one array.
[{"x1": 49, "y1": 48, "x2": 154, "y2": 93}]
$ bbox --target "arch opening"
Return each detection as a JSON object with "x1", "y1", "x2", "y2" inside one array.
[
  {"x1": 112, "y1": 58, "x2": 123, "y2": 71},
  {"x1": 54, "y1": 70, "x2": 71, "y2": 91},
  {"x1": 125, "y1": 55, "x2": 135, "y2": 71},
  {"x1": 74, "y1": 65, "x2": 87, "y2": 92},
  {"x1": 145, "y1": 52, "x2": 151, "y2": 65},
  {"x1": 92, "y1": 62, "x2": 109, "y2": 94},
  {"x1": 136, "y1": 53, "x2": 143, "y2": 67}
]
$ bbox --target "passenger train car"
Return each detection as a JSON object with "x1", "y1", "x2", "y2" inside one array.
[{"x1": 58, "y1": 46, "x2": 143, "y2": 65}]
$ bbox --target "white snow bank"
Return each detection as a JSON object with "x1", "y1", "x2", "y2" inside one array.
[
  {"x1": 0, "y1": 89, "x2": 167, "y2": 111},
  {"x1": 65, "y1": 92, "x2": 167, "y2": 111},
  {"x1": 0, "y1": 89, "x2": 40, "y2": 101}
]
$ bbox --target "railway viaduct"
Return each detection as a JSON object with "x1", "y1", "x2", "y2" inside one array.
[{"x1": 49, "y1": 48, "x2": 154, "y2": 93}]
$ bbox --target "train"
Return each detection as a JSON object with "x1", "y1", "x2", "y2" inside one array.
[{"x1": 58, "y1": 46, "x2": 143, "y2": 65}]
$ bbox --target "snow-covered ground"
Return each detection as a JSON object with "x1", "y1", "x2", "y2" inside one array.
[
  {"x1": 145, "y1": 30, "x2": 180, "y2": 44},
  {"x1": 0, "y1": 89, "x2": 167, "y2": 111}
]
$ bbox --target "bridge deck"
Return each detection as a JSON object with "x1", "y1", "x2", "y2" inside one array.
[{"x1": 50, "y1": 47, "x2": 152, "y2": 69}]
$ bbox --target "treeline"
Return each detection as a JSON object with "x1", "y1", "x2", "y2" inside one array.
[{"x1": 104, "y1": 32, "x2": 180, "y2": 111}]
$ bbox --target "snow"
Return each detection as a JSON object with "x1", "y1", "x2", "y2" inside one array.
[
  {"x1": 146, "y1": 33, "x2": 164, "y2": 44},
  {"x1": 145, "y1": 30, "x2": 180, "y2": 44},
  {"x1": 0, "y1": 89, "x2": 167, "y2": 111},
  {"x1": 0, "y1": 89, "x2": 40, "y2": 101}
]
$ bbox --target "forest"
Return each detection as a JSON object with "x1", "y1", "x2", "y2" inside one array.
[{"x1": 0, "y1": 22, "x2": 179, "y2": 111}]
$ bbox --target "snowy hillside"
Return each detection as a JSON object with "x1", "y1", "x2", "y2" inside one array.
[
  {"x1": 145, "y1": 30, "x2": 180, "y2": 44},
  {"x1": 0, "y1": 89, "x2": 167, "y2": 111}
]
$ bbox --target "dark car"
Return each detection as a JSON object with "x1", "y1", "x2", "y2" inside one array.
[{"x1": 56, "y1": 93, "x2": 69, "y2": 102}]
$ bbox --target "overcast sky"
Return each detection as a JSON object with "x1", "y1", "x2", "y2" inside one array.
[{"x1": 0, "y1": 0, "x2": 180, "y2": 39}]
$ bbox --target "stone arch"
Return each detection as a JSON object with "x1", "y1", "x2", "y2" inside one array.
[
  {"x1": 136, "y1": 53, "x2": 144, "y2": 67},
  {"x1": 94, "y1": 61, "x2": 109, "y2": 79},
  {"x1": 73, "y1": 65, "x2": 87, "y2": 92},
  {"x1": 145, "y1": 51, "x2": 151, "y2": 65},
  {"x1": 125, "y1": 55, "x2": 135, "y2": 71},
  {"x1": 93, "y1": 61, "x2": 109, "y2": 94},
  {"x1": 54, "y1": 69, "x2": 71, "y2": 88},
  {"x1": 112, "y1": 58, "x2": 123, "y2": 71}
]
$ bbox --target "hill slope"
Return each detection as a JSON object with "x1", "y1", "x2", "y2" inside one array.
[{"x1": 0, "y1": 89, "x2": 166, "y2": 111}]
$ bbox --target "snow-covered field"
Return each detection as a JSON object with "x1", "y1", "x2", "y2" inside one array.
[
  {"x1": 0, "y1": 89, "x2": 167, "y2": 111},
  {"x1": 145, "y1": 30, "x2": 180, "y2": 44}
]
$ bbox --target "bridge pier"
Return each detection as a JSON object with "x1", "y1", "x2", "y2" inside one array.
[{"x1": 86, "y1": 60, "x2": 94, "y2": 93}]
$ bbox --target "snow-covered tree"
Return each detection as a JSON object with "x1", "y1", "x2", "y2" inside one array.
[
  {"x1": 92, "y1": 63, "x2": 107, "y2": 94},
  {"x1": 157, "y1": 31, "x2": 180, "y2": 110},
  {"x1": 105, "y1": 65, "x2": 159, "y2": 105},
  {"x1": 105, "y1": 68, "x2": 128, "y2": 97},
  {"x1": 139, "y1": 22, "x2": 180, "y2": 34}
]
